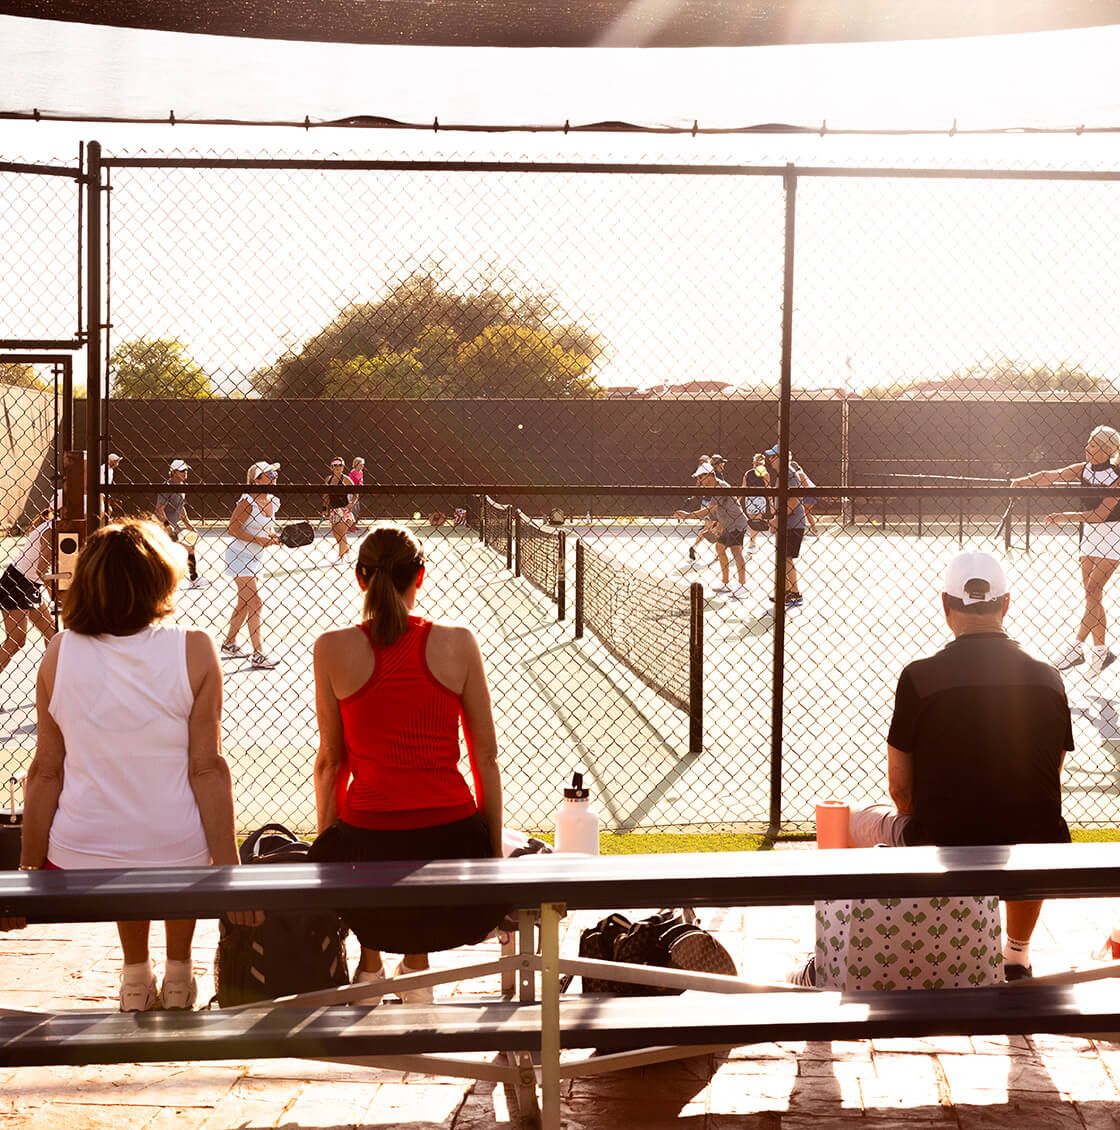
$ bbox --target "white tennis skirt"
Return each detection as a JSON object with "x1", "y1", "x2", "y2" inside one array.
[
  {"x1": 1081, "y1": 521, "x2": 1120, "y2": 561},
  {"x1": 224, "y1": 539, "x2": 265, "y2": 578}
]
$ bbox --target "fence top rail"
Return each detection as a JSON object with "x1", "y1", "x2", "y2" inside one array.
[
  {"x1": 98, "y1": 482, "x2": 1094, "y2": 499},
  {"x1": 0, "y1": 160, "x2": 82, "y2": 179},
  {"x1": 91, "y1": 155, "x2": 1120, "y2": 183},
  {"x1": 3, "y1": 842, "x2": 1119, "y2": 922}
]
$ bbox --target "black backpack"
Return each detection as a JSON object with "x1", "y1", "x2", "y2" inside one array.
[{"x1": 213, "y1": 823, "x2": 350, "y2": 1007}]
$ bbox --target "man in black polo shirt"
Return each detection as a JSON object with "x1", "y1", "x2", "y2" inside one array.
[{"x1": 848, "y1": 549, "x2": 1073, "y2": 980}]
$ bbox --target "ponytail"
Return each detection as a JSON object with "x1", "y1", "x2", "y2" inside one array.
[{"x1": 355, "y1": 524, "x2": 425, "y2": 647}]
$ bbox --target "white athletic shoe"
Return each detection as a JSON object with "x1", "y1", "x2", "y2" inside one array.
[
  {"x1": 712, "y1": 582, "x2": 732, "y2": 593},
  {"x1": 1051, "y1": 639, "x2": 1085, "y2": 671},
  {"x1": 352, "y1": 965, "x2": 385, "y2": 1007},
  {"x1": 1088, "y1": 648, "x2": 1117, "y2": 680},
  {"x1": 730, "y1": 585, "x2": 748, "y2": 599},
  {"x1": 250, "y1": 652, "x2": 279, "y2": 670},
  {"x1": 159, "y1": 975, "x2": 198, "y2": 1011},
  {"x1": 188, "y1": 576, "x2": 210, "y2": 589},
  {"x1": 220, "y1": 641, "x2": 247, "y2": 658},
  {"x1": 393, "y1": 959, "x2": 435, "y2": 1004},
  {"x1": 120, "y1": 967, "x2": 159, "y2": 1013}
]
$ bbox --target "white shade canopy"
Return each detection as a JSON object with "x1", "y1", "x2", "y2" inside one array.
[{"x1": 3, "y1": 11, "x2": 1120, "y2": 133}]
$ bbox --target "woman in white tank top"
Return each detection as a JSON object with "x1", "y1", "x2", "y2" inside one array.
[
  {"x1": 1013, "y1": 424, "x2": 1120, "y2": 679},
  {"x1": 221, "y1": 460, "x2": 282, "y2": 670},
  {"x1": 17, "y1": 520, "x2": 259, "y2": 1012},
  {"x1": 0, "y1": 506, "x2": 57, "y2": 678}
]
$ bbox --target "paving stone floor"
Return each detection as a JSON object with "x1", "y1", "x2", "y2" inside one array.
[{"x1": 4, "y1": 890, "x2": 1120, "y2": 1127}]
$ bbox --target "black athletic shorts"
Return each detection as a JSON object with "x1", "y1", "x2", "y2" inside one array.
[
  {"x1": 0, "y1": 564, "x2": 42, "y2": 612},
  {"x1": 308, "y1": 812, "x2": 508, "y2": 954},
  {"x1": 784, "y1": 528, "x2": 805, "y2": 559},
  {"x1": 718, "y1": 527, "x2": 746, "y2": 548}
]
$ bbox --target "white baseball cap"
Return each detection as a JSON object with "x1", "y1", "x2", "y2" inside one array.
[
  {"x1": 169, "y1": 459, "x2": 190, "y2": 472},
  {"x1": 107, "y1": 452, "x2": 121, "y2": 463},
  {"x1": 943, "y1": 549, "x2": 1009, "y2": 605},
  {"x1": 692, "y1": 462, "x2": 715, "y2": 479},
  {"x1": 246, "y1": 461, "x2": 280, "y2": 483}
]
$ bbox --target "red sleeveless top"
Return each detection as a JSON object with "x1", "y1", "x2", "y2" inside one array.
[{"x1": 336, "y1": 615, "x2": 478, "y2": 830}]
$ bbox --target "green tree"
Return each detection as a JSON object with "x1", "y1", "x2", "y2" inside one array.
[
  {"x1": 324, "y1": 351, "x2": 426, "y2": 398},
  {"x1": 457, "y1": 326, "x2": 596, "y2": 397},
  {"x1": 412, "y1": 323, "x2": 460, "y2": 379},
  {"x1": 110, "y1": 338, "x2": 213, "y2": 399},
  {"x1": 251, "y1": 270, "x2": 603, "y2": 399},
  {"x1": 0, "y1": 363, "x2": 46, "y2": 390}
]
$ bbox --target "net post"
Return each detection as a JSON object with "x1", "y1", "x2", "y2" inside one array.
[
  {"x1": 478, "y1": 494, "x2": 485, "y2": 542},
  {"x1": 1024, "y1": 497, "x2": 1031, "y2": 553},
  {"x1": 959, "y1": 495, "x2": 965, "y2": 548},
  {"x1": 1004, "y1": 498, "x2": 1013, "y2": 552},
  {"x1": 689, "y1": 581, "x2": 703, "y2": 755},
  {"x1": 557, "y1": 530, "x2": 567, "y2": 622},
  {"x1": 514, "y1": 511, "x2": 522, "y2": 577},
  {"x1": 574, "y1": 538, "x2": 584, "y2": 639},
  {"x1": 917, "y1": 493, "x2": 923, "y2": 538},
  {"x1": 506, "y1": 505, "x2": 513, "y2": 571}
]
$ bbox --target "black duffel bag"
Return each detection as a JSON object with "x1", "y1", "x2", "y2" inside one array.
[{"x1": 213, "y1": 823, "x2": 349, "y2": 1007}]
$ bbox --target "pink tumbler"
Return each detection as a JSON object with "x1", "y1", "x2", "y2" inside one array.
[{"x1": 815, "y1": 801, "x2": 850, "y2": 850}]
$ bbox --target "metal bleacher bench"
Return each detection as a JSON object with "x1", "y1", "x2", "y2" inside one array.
[{"x1": 4, "y1": 844, "x2": 1120, "y2": 1130}]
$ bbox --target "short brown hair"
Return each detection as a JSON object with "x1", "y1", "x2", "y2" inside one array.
[{"x1": 62, "y1": 519, "x2": 184, "y2": 635}]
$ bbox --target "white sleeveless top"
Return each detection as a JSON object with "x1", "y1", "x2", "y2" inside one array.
[
  {"x1": 47, "y1": 624, "x2": 210, "y2": 869},
  {"x1": 238, "y1": 493, "x2": 278, "y2": 539},
  {"x1": 12, "y1": 518, "x2": 52, "y2": 580}
]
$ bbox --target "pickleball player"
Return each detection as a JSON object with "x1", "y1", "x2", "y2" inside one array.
[{"x1": 156, "y1": 459, "x2": 207, "y2": 589}]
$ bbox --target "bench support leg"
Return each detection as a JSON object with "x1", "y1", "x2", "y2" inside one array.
[
  {"x1": 540, "y1": 900, "x2": 565, "y2": 1130},
  {"x1": 509, "y1": 1049, "x2": 542, "y2": 1130},
  {"x1": 520, "y1": 907, "x2": 537, "y2": 1003}
]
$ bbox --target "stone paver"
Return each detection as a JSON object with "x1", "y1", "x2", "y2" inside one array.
[{"x1": 4, "y1": 885, "x2": 1120, "y2": 1126}]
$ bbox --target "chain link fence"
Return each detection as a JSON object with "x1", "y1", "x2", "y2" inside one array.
[{"x1": 4, "y1": 146, "x2": 1120, "y2": 834}]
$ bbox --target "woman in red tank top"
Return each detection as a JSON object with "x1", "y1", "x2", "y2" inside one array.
[{"x1": 308, "y1": 524, "x2": 506, "y2": 1001}]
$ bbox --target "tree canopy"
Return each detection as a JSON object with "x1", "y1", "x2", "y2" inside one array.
[
  {"x1": 252, "y1": 271, "x2": 605, "y2": 399},
  {"x1": 861, "y1": 356, "x2": 1110, "y2": 399},
  {"x1": 110, "y1": 338, "x2": 213, "y2": 399},
  {"x1": 0, "y1": 363, "x2": 47, "y2": 390}
]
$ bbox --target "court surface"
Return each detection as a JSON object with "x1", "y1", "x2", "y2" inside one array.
[{"x1": 1, "y1": 517, "x2": 1117, "y2": 834}]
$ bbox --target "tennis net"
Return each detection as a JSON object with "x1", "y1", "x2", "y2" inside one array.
[
  {"x1": 515, "y1": 510, "x2": 566, "y2": 617},
  {"x1": 482, "y1": 496, "x2": 513, "y2": 568},
  {"x1": 577, "y1": 540, "x2": 695, "y2": 716}
]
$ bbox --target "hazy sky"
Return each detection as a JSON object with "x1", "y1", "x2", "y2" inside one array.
[{"x1": 4, "y1": 21, "x2": 1120, "y2": 394}]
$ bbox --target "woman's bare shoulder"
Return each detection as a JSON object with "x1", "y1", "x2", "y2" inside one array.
[
  {"x1": 428, "y1": 618, "x2": 476, "y2": 639},
  {"x1": 184, "y1": 627, "x2": 219, "y2": 653},
  {"x1": 428, "y1": 620, "x2": 480, "y2": 657},
  {"x1": 315, "y1": 623, "x2": 368, "y2": 653}
]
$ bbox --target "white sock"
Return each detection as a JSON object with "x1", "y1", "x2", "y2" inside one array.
[
  {"x1": 1093, "y1": 644, "x2": 1110, "y2": 656},
  {"x1": 122, "y1": 959, "x2": 154, "y2": 984},
  {"x1": 1003, "y1": 937, "x2": 1031, "y2": 967},
  {"x1": 355, "y1": 964, "x2": 385, "y2": 983},
  {"x1": 163, "y1": 958, "x2": 193, "y2": 984}
]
